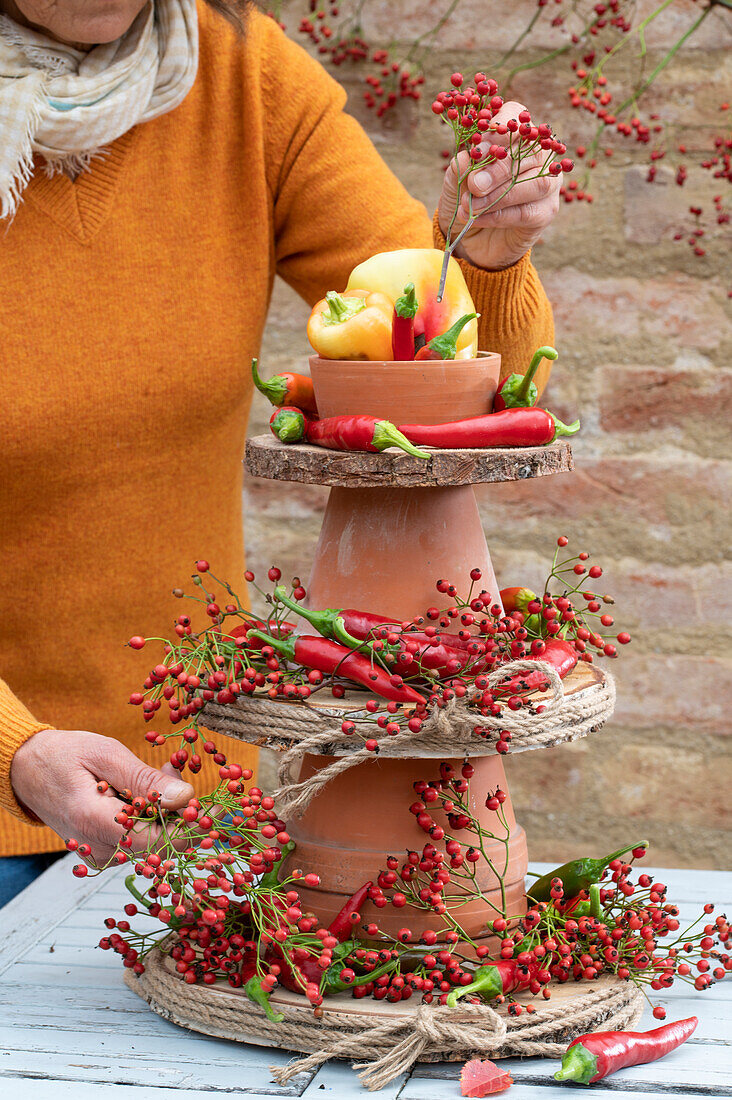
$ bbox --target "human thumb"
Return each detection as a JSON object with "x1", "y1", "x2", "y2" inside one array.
[
  {"x1": 158, "y1": 762, "x2": 196, "y2": 808},
  {"x1": 92, "y1": 738, "x2": 194, "y2": 810}
]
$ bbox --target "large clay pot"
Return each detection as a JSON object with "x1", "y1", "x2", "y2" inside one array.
[
  {"x1": 309, "y1": 352, "x2": 501, "y2": 425},
  {"x1": 285, "y1": 350, "x2": 529, "y2": 940}
]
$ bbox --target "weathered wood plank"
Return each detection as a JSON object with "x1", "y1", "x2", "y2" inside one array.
[
  {"x1": 0, "y1": 1028, "x2": 303, "y2": 1094},
  {"x1": 300, "y1": 1060, "x2": 406, "y2": 1098},
  {"x1": 0, "y1": 1083, "x2": 299, "y2": 1100}
]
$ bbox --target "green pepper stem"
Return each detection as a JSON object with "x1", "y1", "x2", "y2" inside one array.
[
  {"x1": 427, "y1": 312, "x2": 477, "y2": 360},
  {"x1": 554, "y1": 1042, "x2": 598, "y2": 1084},
  {"x1": 271, "y1": 408, "x2": 306, "y2": 443},
  {"x1": 445, "y1": 964, "x2": 503, "y2": 1007},
  {"x1": 272, "y1": 587, "x2": 362, "y2": 649},
  {"x1": 395, "y1": 282, "x2": 418, "y2": 319},
  {"x1": 602, "y1": 840, "x2": 648, "y2": 865},
  {"x1": 515, "y1": 346, "x2": 557, "y2": 405},
  {"x1": 244, "y1": 975, "x2": 285, "y2": 1022},
  {"x1": 323, "y1": 291, "x2": 366, "y2": 325},
  {"x1": 257, "y1": 841, "x2": 296, "y2": 889},
  {"x1": 326, "y1": 956, "x2": 400, "y2": 994},
  {"x1": 252, "y1": 358, "x2": 285, "y2": 406},
  {"x1": 125, "y1": 874, "x2": 153, "y2": 911},
  {"x1": 372, "y1": 420, "x2": 430, "y2": 461},
  {"x1": 549, "y1": 413, "x2": 581, "y2": 441},
  {"x1": 247, "y1": 629, "x2": 296, "y2": 663}
]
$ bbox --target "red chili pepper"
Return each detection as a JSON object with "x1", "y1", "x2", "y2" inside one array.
[
  {"x1": 496, "y1": 638, "x2": 578, "y2": 696},
  {"x1": 555, "y1": 1017, "x2": 698, "y2": 1084},
  {"x1": 392, "y1": 283, "x2": 418, "y2": 361},
  {"x1": 499, "y1": 586, "x2": 537, "y2": 615},
  {"x1": 328, "y1": 880, "x2": 373, "y2": 943},
  {"x1": 413, "y1": 312, "x2": 477, "y2": 361},
  {"x1": 332, "y1": 608, "x2": 480, "y2": 655},
  {"x1": 399, "y1": 407, "x2": 580, "y2": 448},
  {"x1": 252, "y1": 359, "x2": 318, "y2": 415},
  {"x1": 246, "y1": 629, "x2": 425, "y2": 705},
  {"x1": 272, "y1": 587, "x2": 485, "y2": 681},
  {"x1": 269, "y1": 406, "x2": 308, "y2": 443},
  {"x1": 306, "y1": 414, "x2": 430, "y2": 460}
]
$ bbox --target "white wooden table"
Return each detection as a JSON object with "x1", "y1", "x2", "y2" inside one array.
[{"x1": 1, "y1": 855, "x2": 729, "y2": 1099}]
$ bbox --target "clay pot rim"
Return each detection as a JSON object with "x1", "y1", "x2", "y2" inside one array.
[{"x1": 309, "y1": 350, "x2": 500, "y2": 367}]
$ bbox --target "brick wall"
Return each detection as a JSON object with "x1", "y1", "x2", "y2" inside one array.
[{"x1": 246, "y1": 1, "x2": 732, "y2": 868}]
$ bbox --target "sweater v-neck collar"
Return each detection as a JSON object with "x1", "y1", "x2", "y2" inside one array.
[{"x1": 25, "y1": 129, "x2": 137, "y2": 244}]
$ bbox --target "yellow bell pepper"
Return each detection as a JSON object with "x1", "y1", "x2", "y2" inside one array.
[
  {"x1": 346, "y1": 249, "x2": 478, "y2": 360},
  {"x1": 307, "y1": 289, "x2": 394, "y2": 361}
]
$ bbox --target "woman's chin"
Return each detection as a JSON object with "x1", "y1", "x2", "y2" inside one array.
[{"x1": 11, "y1": 0, "x2": 150, "y2": 46}]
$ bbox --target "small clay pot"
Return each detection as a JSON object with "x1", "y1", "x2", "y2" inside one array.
[{"x1": 310, "y1": 352, "x2": 501, "y2": 426}]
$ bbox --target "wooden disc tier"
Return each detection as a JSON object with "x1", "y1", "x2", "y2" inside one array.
[{"x1": 246, "y1": 434, "x2": 573, "y2": 487}]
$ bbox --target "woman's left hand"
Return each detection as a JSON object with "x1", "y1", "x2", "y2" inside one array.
[{"x1": 437, "y1": 100, "x2": 561, "y2": 272}]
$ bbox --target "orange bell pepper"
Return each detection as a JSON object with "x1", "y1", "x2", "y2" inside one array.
[
  {"x1": 307, "y1": 289, "x2": 394, "y2": 361},
  {"x1": 346, "y1": 249, "x2": 478, "y2": 360}
]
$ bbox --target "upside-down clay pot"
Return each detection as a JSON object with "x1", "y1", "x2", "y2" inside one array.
[{"x1": 284, "y1": 353, "x2": 529, "y2": 940}]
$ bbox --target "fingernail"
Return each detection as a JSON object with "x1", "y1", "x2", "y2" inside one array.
[
  {"x1": 160, "y1": 779, "x2": 192, "y2": 805},
  {"x1": 472, "y1": 169, "x2": 494, "y2": 191}
]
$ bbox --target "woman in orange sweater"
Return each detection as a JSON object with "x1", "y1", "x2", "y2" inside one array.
[{"x1": 0, "y1": 0, "x2": 558, "y2": 904}]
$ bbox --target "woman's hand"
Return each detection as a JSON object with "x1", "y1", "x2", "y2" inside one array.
[
  {"x1": 10, "y1": 729, "x2": 194, "y2": 866},
  {"x1": 437, "y1": 100, "x2": 561, "y2": 272}
]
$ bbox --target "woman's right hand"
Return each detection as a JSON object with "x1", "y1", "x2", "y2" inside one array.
[{"x1": 10, "y1": 728, "x2": 195, "y2": 866}]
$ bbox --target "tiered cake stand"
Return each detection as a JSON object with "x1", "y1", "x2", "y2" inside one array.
[{"x1": 127, "y1": 371, "x2": 637, "y2": 1082}]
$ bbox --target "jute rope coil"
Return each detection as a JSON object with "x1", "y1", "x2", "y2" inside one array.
[
  {"x1": 125, "y1": 945, "x2": 643, "y2": 1091},
  {"x1": 203, "y1": 659, "x2": 615, "y2": 819}
]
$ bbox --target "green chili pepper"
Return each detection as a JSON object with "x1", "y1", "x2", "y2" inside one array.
[
  {"x1": 494, "y1": 346, "x2": 558, "y2": 411},
  {"x1": 272, "y1": 586, "x2": 361, "y2": 649},
  {"x1": 244, "y1": 974, "x2": 285, "y2": 1022},
  {"x1": 528, "y1": 841, "x2": 648, "y2": 903}
]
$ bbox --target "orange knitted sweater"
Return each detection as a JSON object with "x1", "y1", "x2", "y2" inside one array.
[{"x1": 0, "y1": 4, "x2": 553, "y2": 857}]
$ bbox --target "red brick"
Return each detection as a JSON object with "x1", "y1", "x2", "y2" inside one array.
[
  {"x1": 612, "y1": 654, "x2": 731, "y2": 734},
  {"x1": 543, "y1": 270, "x2": 732, "y2": 353},
  {"x1": 477, "y1": 455, "x2": 730, "y2": 566},
  {"x1": 599, "y1": 363, "x2": 732, "y2": 434},
  {"x1": 595, "y1": 743, "x2": 729, "y2": 827}
]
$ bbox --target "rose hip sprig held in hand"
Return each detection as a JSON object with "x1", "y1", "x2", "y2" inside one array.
[{"x1": 432, "y1": 71, "x2": 574, "y2": 299}]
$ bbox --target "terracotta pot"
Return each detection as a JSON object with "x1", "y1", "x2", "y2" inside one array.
[
  {"x1": 287, "y1": 754, "x2": 527, "y2": 943},
  {"x1": 310, "y1": 352, "x2": 501, "y2": 426},
  {"x1": 307, "y1": 484, "x2": 500, "y2": 623}
]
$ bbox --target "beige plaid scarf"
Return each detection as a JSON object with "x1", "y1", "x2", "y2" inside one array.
[{"x1": 0, "y1": 0, "x2": 198, "y2": 218}]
